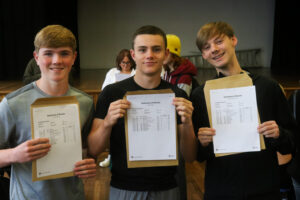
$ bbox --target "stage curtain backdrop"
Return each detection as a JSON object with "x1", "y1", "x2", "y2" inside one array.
[
  {"x1": 0, "y1": 0, "x2": 79, "y2": 80},
  {"x1": 271, "y1": 0, "x2": 298, "y2": 75}
]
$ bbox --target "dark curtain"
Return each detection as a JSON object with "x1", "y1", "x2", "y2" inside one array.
[
  {"x1": 271, "y1": 0, "x2": 298, "y2": 75},
  {"x1": 0, "y1": 0, "x2": 79, "y2": 80}
]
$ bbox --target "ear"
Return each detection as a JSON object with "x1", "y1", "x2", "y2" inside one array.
[
  {"x1": 130, "y1": 49, "x2": 135, "y2": 60},
  {"x1": 165, "y1": 48, "x2": 169, "y2": 58},
  {"x1": 33, "y1": 51, "x2": 39, "y2": 66},
  {"x1": 231, "y1": 36, "x2": 238, "y2": 47},
  {"x1": 71, "y1": 51, "x2": 77, "y2": 65}
]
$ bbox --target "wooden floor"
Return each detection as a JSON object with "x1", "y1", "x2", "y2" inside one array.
[{"x1": 83, "y1": 152, "x2": 206, "y2": 200}]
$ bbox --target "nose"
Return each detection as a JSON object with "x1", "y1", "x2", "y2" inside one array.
[
  {"x1": 53, "y1": 54, "x2": 62, "y2": 64},
  {"x1": 146, "y1": 49, "x2": 154, "y2": 59},
  {"x1": 211, "y1": 44, "x2": 219, "y2": 54}
]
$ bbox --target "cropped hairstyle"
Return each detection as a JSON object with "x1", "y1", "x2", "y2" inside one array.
[
  {"x1": 196, "y1": 21, "x2": 234, "y2": 51},
  {"x1": 132, "y1": 25, "x2": 167, "y2": 49},
  {"x1": 34, "y1": 25, "x2": 77, "y2": 52}
]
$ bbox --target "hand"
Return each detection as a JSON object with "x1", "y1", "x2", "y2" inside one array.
[
  {"x1": 12, "y1": 138, "x2": 51, "y2": 163},
  {"x1": 173, "y1": 97, "x2": 193, "y2": 124},
  {"x1": 198, "y1": 127, "x2": 215, "y2": 147},
  {"x1": 258, "y1": 120, "x2": 279, "y2": 139},
  {"x1": 74, "y1": 158, "x2": 97, "y2": 179},
  {"x1": 104, "y1": 99, "x2": 130, "y2": 127}
]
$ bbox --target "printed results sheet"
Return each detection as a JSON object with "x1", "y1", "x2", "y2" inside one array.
[
  {"x1": 126, "y1": 92, "x2": 177, "y2": 161},
  {"x1": 210, "y1": 86, "x2": 261, "y2": 154},
  {"x1": 32, "y1": 103, "x2": 82, "y2": 179}
]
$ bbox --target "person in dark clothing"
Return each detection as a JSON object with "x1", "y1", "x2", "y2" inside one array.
[
  {"x1": 163, "y1": 34, "x2": 198, "y2": 97},
  {"x1": 190, "y1": 21, "x2": 298, "y2": 200},
  {"x1": 88, "y1": 25, "x2": 197, "y2": 200},
  {"x1": 288, "y1": 90, "x2": 300, "y2": 199}
]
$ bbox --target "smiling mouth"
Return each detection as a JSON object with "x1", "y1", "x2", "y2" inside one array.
[
  {"x1": 213, "y1": 52, "x2": 225, "y2": 61},
  {"x1": 50, "y1": 67, "x2": 64, "y2": 71}
]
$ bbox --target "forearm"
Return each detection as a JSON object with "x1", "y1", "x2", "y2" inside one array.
[
  {"x1": 179, "y1": 122, "x2": 197, "y2": 162},
  {"x1": 87, "y1": 119, "x2": 112, "y2": 157},
  {"x1": 0, "y1": 148, "x2": 15, "y2": 168}
]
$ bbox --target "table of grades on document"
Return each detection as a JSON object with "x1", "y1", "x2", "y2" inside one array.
[
  {"x1": 210, "y1": 86, "x2": 260, "y2": 154},
  {"x1": 32, "y1": 104, "x2": 82, "y2": 178},
  {"x1": 126, "y1": 92, "x2": 177, "y2": 161}
]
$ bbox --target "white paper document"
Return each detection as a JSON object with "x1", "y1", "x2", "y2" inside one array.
[
  {"x1": 32, "y1": 104, "x2": 82, "y2": 178},
  {"x1": 210, "y1": 86, "x2": 260, "y2": 154},
  {"x1": 115, "y1": 73, "x2": 131, "y2": 82},
  {"x1": 126, "y1": 93, "x2": 177, "y2": 161}
]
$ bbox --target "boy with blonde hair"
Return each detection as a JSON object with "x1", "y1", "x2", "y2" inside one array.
[{"x1": 0, "y1": 25, "x2": 96, "y2": 200}]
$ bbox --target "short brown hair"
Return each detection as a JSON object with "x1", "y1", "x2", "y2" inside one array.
[
  {"x1": 116, "y1": 49, "x2": 136, "y2": 71},
  {"x1": 34, "y1": 25, "x2": 76, "y2": 52},
  {"x1": 196, "y1": 21, "x2": 234, "y2": 51},
  {"x1": 132, "y1": 25, "x2": 167, "y2": 49}
]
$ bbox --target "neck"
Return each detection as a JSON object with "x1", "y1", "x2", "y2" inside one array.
[
  {"x1": 134, "y1": 71, "x2": 161, "y2": 89},
  {"x1": 121, "y1": 70, "x2": 131, "y2": 74},
  {"x1": 36, "y1": 78, "x2": 69, "y2": 96},
  {"x1": 216, "y1": 56, "x2": 242, "y2": 76}
]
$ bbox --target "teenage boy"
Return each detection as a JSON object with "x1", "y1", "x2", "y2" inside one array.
[
  {"x1": 191, "y1": 21, "x2": 298, "y2": 200},
  {"x1": 0, "y1": 25, "x2": 96, "y2": 200},
  {"x1": 88, "y1": 25, "x2": 197, "y2": 200}
]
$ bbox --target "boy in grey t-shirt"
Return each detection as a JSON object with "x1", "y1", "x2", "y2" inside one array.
[{"x1": 0, "y1": 25, "x2": 96, "y2": 200}]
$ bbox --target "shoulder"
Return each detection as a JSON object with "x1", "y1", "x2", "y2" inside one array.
[
  {"x1": 250, "y1": 74, "x2": 283, "y2": 93},
  {"x1": 101, "y1": 77, "x2": 134, "y2": 98},
  {"x1": 160, "y1": 80, "x2": 188, "y2": 98},
  {"x1": 107, "y1": 68, "x2": 119, "y2": 75},
  {"x1": 69, "y1": 87, "x2": 94, "y2": 108},
  {"x1": 5, "y1": 83, "x2": 35, "y2": 101}
]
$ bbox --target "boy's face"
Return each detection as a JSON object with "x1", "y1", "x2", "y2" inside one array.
[
  {"x1": 131, "y1": 34, "x2": 168, "y2": 77},
  {"x1": 201, "y1": 34, "x2": 237, "y2": 69},
  {"x1": 34, "y1": 47, "x2": 76, "y2": 83}
]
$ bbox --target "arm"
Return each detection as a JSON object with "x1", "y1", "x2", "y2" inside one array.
[
  {"x1": 88, "y1": 99, "x2": 130, "y2": 157},
  {"x1": 190, "y1": 87, "x2": 215, "y2": 162},
  {"x1": 258, "y1": 82, "x2": 298, "y2": 154},
  {"x1": 173, "y1": 97, "x2": 197, "y2": 162},
  {"x1": 0, "y1": 138, "x2": 50, "y2": 168},
  {"x1": 101, "y1": 68, "x2": 116, "y2": 90}
]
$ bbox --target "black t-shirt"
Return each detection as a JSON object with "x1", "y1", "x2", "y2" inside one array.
[
  {"x1": 95, "y1": 77, "x2": 187, "y2": 191},
  {"x1": 190, "y1": 73, "x2": 297, "y2": 199}
]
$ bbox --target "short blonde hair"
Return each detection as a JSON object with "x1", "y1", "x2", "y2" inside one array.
[
  {"x1": 34, "y1": 25, "x2": 76, "y2": 52},
  {"x1": 196, "y1": 21, "x2": 234, "y2": 51}
]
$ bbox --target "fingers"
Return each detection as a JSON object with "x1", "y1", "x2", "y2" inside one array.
[
  {"x1": 28, "y1": 138, "x2": 51, "y2": 153},
  {"x1": 258, "y1": 120, "x2": 279, "y2": 139},
  {"x1": 106, "y1": 99, "x2": 131, "y2": 126},
  {"x1": 198, "y1": 127, "x2": 215, "y2": 147},
  {"x1": 13, "y1": 138, "x2": 51, "y2": 163},
  {"x1": 173, "y1": 97, "x2": 194, "y2": 123},
  {"x1": 74, "y1": 159, "x2": 97, "y2": 178}
]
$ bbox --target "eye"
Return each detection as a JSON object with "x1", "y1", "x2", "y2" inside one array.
[
  {"x1": 60, "y1": 51, "x2": 71, "y2": 57},
  {"x1": 216, "y1": 39, "x2": 223, "y2": 44},
  {"x1": 138, "y1": 48, "x2": 146, "y2": 53},
  {"x1": 152, "y1": 47, "x2": 162, "y2": 52},
  {"x1": 43, "y1": 52, "x2": 53, "y2": 56},
  {"x1": 202, "y1": 45, "x2": 210, "y2": 51}
]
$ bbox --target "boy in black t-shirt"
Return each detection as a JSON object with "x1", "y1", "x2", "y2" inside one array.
[{"x1": 88, "y1": 25, "x2": 197, "y2": 200}]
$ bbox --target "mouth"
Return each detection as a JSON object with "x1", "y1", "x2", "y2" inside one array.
[
  {"x1": 144, "y1": 61, "x2": 157, "y2": 66},
  {"x1": 212, "y1": 52, "x2": 225, "y2": 61},
  {"x1": 49, "y1": 67, "x2": 64, "y2": 71}
]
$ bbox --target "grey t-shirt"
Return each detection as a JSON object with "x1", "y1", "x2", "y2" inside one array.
[{"x1": 0, "y1": 82, "x2": 94, "y2": 200}]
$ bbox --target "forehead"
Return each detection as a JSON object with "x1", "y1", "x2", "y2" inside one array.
[
  {"x1": 38, "y1": 46, "x2": 74, "y2": 53},
  {"x1": 134, "y1": 34, "x2": 165, "y2": 49}
]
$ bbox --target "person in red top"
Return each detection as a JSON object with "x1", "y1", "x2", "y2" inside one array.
[{"x1": 163, "y1": 34, "x2": 198, "y2": 97}]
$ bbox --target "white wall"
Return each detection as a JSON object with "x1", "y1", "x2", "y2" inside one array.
[{"x1": 78, "y1": 0, "x2": 275, "y2": 69}]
